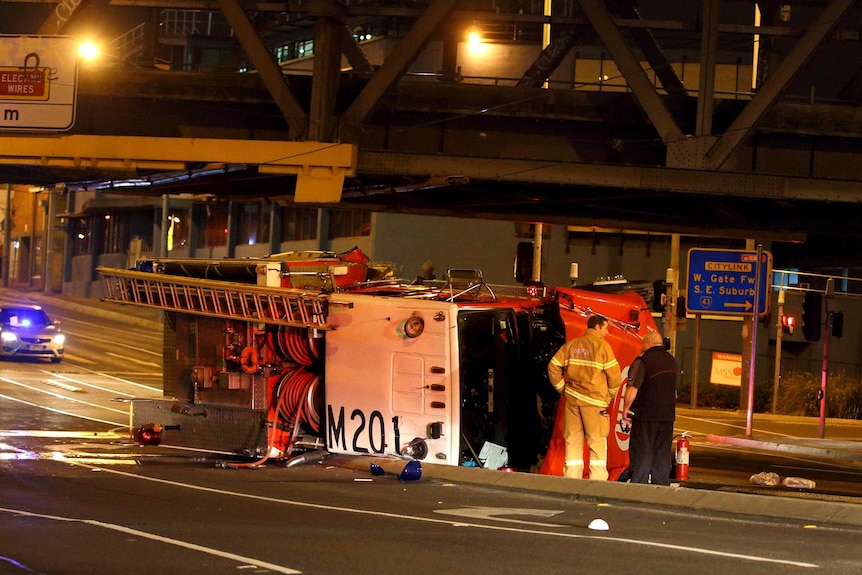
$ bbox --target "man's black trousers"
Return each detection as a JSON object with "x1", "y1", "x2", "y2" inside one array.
[{"x1": 629, "y1": 419, "x2": 674, "y2": 485}]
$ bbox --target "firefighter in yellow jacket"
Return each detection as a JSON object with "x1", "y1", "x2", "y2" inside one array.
[{"x1": 548, "y1": 314, "x2": 621, "y2": 480}]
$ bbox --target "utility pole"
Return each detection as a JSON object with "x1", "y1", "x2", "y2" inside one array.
[
  {"x1": 2, "y1": 184, "x2": 10, "y2": 288},
  {"x1": 532, "y1": 223, "x2": 543, "y2": 283},
  {"x1": 43, "y1": 184, "x2": 63, "y2": 295},
  {"x1": 665, "y1": 234, "x2": 680, "y2": 356},
  {"x1": 772, "y1": 287, "x2": 785, "y2": 413},
  {"x1": 819, "y1": 278, "x2": 834, "y2": 438}
]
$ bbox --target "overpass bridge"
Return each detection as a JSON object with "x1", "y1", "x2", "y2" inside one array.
[{"x1": 1, "y1": 0, "x2": 861, "y2": 248}]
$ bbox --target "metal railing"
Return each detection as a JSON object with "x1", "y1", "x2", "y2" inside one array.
[
  {"x1": 109, "y1": 10, "x2": 231, "y2": 60},
  {"x1": 109, "y1": 23, "x2": 146, "y2": 58},
  {"x1": 161, "y1": 9, "x2": 231, "y2": 37},
  {"x1": 773, "y1": 269, "x2": 862, "y2": 299}
]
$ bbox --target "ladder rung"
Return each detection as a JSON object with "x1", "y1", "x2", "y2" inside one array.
[{"x1": 98, "y1": 267, "x2": 334, "y2": 330}]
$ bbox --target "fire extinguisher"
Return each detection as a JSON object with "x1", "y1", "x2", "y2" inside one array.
[{"x1": 675, "y1": 432, "x2": 690, "y2": 481}]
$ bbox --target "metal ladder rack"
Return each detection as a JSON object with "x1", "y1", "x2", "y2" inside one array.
[{"x1": 97, "y1": 267, "x2": 334, "y2": 330}]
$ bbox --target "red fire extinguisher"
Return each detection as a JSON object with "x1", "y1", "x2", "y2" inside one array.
[{"x1": 675, "y1": 432, "x2": 690, "y2": 481}]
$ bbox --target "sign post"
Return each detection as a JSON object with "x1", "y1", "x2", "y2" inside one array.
[
  {"x1": 0, "y1": 35, "x2": 78, "y2": 131},
  {"x1": 686, "y1": 248, "x2": 772, "y2": 413},
  {"x1": 746, "y1": 244, "x2": 764, "y2": 435}
]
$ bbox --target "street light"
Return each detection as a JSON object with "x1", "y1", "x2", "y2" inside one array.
[
  {"x1": 467, "y1": 30, "x2": 486, "y2": 55},
  {"x1": 79, "y1": 42, "x2": 99, "y2": 61}
]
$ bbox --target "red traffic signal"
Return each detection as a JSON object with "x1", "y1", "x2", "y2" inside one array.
[{"x1": 781, "y1": 314, "x2": 795, "y2": 335}]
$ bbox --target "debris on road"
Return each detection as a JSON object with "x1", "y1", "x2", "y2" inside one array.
[
  {"x1": 750, "y1": 471, "x2": 781, "y2": 486},
  {"x1": 782, "y1": 477, "x2": 816, "y2": 489}
]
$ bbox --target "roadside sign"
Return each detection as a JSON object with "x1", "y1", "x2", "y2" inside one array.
[
  {"x1": 0, "y1": 35, "x2": 78, "y2": 131},
  {"x1": 686, "y1": 248, "x2": 772, "y2": 316},
  {"x1": 710, "y1": 352, "x2": 742, "y2": 386}
]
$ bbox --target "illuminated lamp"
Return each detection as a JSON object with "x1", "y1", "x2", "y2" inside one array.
[
  {"x1": 466, "y1": 30, "x2": 487, "y2": 55},
  {"x1": 781, "y1": 314, "x2": 795, "y2": 335},
  {"x1": 79, "y1": 42, "x2": 99, "y2": 60},
  {"x1": 134, "y1": 424, "x2": 163, "y2": 446}
]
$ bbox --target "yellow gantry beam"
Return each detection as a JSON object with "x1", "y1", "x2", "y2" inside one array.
[
  {"x1": 0, "y1": 135, "x2": 356, "y2": 201},
  {"x1": 0, "y1": 134, "x2": 355, "y2": 173}
]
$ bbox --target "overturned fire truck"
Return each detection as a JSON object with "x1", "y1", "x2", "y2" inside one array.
[{"x1": 97, "y1": 248, "x2": 658, "y2": 479}]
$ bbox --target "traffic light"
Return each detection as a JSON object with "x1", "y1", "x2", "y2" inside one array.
[
  {"x1": 781, "y1": 314, "x2": 795, "y2": 335},
  {"x1": 832, "y1": 311, "x2": 844, "y2": 339},
  {"x1": 513, "y1": 242, "x2": 533, "y2": 284},
  {"x1": 801, "y1": 292, "x2": 822, "y2": 341},
  {"x1": 652, "y1": 279, "x2": 666, "y2": 312}
]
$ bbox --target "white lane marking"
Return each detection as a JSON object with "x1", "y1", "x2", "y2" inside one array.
[
  {"x1": 0, "y1": 442, "x2": 40, "y2": 461},
  {"x1": 676, "y1": 414, "x2": 793, "y2": 438},
  {"x1": 56, "y1": 461, "x2": 818, "y2": 568},
  {"x1": 435, "y1": 507, "x2": 565, "y2": 527},
  {"x1": 0, "y1": 431, "x2": 125, "y2": 439},
  {"x1": 39, "y1": 368, "x2": 162, "y2": 394},
  {"x1": 0, "y1": 392, "x2": 126, "y2": 427},
  {"x1": 101, "y1": 371, "x2": 163, "y2": 377},
  {"x1": 62, "y1": 352, "x2": 97, "y2": 365},
  {"x1": 58, "y1": 316, "x2": 161, "y2": 336},
  {"x1": 0, "y1": 507, "x2": 301, "y2": 574},
  {"x1": 104, "y1": 352, "x2": 161, "y2": 367},
  {"x1": 0, "y1": 376, "x2": 128, "y2": 415},
  {"x1": 698, "y1": 442, "x2": 851, "y2": 470},
  {"x1": 63, "y1": 326, "x2": 162, "y2": 357},
  {"x1": 43, "y1": 379, "x2": 83, "y2": 393},
  {"x1": 40, "y1": 372, "x2": 137, "y2": 398}
]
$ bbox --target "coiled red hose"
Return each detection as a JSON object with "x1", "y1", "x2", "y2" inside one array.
[
  {"x1": 274, "y1": 327, "x2": 320, "y2": 366},
  {"x1": 277, "y1": 369, "x2": 320, "y2": 434},
  {"x1": 227, "y1": 368, "x2": 319, "y2": 468}
]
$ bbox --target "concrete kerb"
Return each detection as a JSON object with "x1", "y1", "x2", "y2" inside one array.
[
  {"x1": 707, "y1": 434, "x2": 862, "y2": 463},
  {"x1": 684, "y1": 489, "x2": 860, "y2": 525},
  {"x1": 336, "y1": 455, "x2": 862, "y2": 528}
]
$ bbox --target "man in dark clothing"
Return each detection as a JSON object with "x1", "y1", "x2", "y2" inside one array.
[{"x1": 621, "y1": 331, "x2": 679, "y2": 485}]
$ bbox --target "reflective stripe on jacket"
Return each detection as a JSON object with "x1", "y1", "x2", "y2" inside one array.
[{"x1": 548, "y1": 330, "x2": 621, "y2": 408}]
